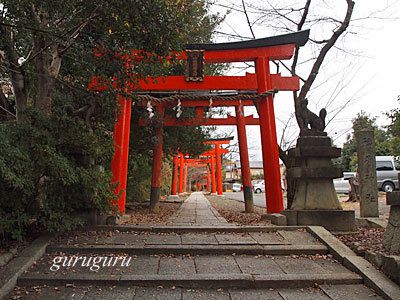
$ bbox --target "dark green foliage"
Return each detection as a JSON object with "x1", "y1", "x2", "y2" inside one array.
[
  {"x1": 386, "y1": 100, "x2": 400, "y2": 157},
  {"x1": 0, "y1": 110, "x2": 116, "y2": 240}
]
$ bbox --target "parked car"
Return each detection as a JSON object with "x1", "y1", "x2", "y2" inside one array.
[
  {"x1": 251, "y1": 179, "x2": 285, "y2": 193},
  {"x1": 251, "y1": 179, "x2": 262, "y2": 186},
  {"x1": 232, "y1": 183, "x2": 242, "y2": 192},
  {"x1": 333, "y1": 172, "x2": 355, "y2": 194},
  {"x1": 253, "y1": 180, "x2": 265, "y2": 193},
  {"x1": 376, "y1": 156, "x2": 399, "y2": 192}
]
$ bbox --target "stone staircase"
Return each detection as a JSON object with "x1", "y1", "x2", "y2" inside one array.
[{"x1": 8, "y1": 193, "x2": 388, "y2": 299}]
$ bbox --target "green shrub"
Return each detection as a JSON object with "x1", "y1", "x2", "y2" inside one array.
[{"x1": 0, "y1": 110, "x2": 115, "y2": 241}]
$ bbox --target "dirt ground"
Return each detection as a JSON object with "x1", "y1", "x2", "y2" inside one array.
[{"x1": 207, "y1": 195, "x2": 271, "y2": 225}]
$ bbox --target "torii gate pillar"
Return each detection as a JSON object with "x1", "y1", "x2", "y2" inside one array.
[
  {"x1": 235, "y1": 105, "x2": 254, "y2": 213},
  {"x1": 210, "y1": 155, "x2": 217, "y2": 194},
  {"x1": 171, "y1": 156, "x2": 179, "y2": 196},
  {"x1": 256, "y1": 57, "x2": 284, "y2": 213},
  {"x1": 183, "y1": 163, "x2": 188, "y2": 192},
  {"x1": 179, "y1": 155, "x2": 184, "y2": 194},
  {"x1": 111, "y1": 96, "x2": 132, "y2": 214},
  {"x1": 150, "y1": 106, "x2": 165, "y2": 212},
  {"x1": 206, "y1": 170, "x2": 211, "y2": 192},
  {"x1": 215, "y1": 146, "x2": 223, "y2": 196}
]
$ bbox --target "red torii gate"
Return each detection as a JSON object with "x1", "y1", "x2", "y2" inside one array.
[
  {"x1": 203, "y1": 138, "x2": 232, "y2": 196},
  {"x1": 181, "y1": 158, "x2": 209, "y2": 193},
  {"x1": 171, "y1": 144, "x2": 230, "y2": 197},
  {"x1": 89, "y1": 30, "x2": 309, "y2": 214}
]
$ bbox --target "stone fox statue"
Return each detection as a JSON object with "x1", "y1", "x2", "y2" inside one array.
[{"x1": 300, "y1": 98, "x2": 327, "y2": 132}]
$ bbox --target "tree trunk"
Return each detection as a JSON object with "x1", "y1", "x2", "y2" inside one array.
[
  {"x1": 0, "y1": 25, "x2": 28, "y2": 122},
  {"x1": 33, "y1": 33, "x2": 53, "y2": 114}
]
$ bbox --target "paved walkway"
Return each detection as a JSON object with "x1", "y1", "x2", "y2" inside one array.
[{"x1": 167, "y1": 192, "x2": 235, "y2": 226}]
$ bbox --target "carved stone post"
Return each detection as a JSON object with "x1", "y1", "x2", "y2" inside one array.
[{"x1": 355, "y1": 129, "x2": 379, "y2": 217}]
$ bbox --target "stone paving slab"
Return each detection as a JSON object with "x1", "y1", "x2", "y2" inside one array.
[
  {"x1": 249, "y1": 232, "x2": 290, "y2": 245},
  {"x1": 167, "y1": 192, "x2": 236, "y2": 227},
  {"x1": 181, "y1": 289, "x2": 231, "y2": 300},
  {"x1": 113, "y1": 255, "x2": 160, "y2": 275},
  {"x1": 159, "y1": 256, "x2": 196, "y2": 275},
  {"x1": 145, "y1": 235, "x2": 182, "y2": 245},
  {"x1": 229, "y1": 289, "x2": 283, "y2": 300},
  {"x1": 215, "y1": 233, "x2": 258, "y2": 245},
  {"x1": 195, "y1": 255, "x2": 242, "y2": 274},
  {"x1": 278, "y1": 230, "x2": 320, "y2": 245},
  {"x1": 10, "y1": 285, "x2": 382, "y2": 299},
  {"x1": 273, "y1": 256, "x2": 328, "y2": 274},
  {"x1": 83, "y1": 286, "x2": 134, "y2": 300},
  {"x1": 133, "y1": 286, "x2": 182, "y2": 300},
  {"x1": 234, "y1": 255, "x2": 284, "y2": 275},
  {"x1": 180, "y1": 233, "x2": 219, "y2": 245}
]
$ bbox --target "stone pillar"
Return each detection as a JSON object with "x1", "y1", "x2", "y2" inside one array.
[
  {"x1": 355, "y1": 129, "x2": 379, "y2": 217},
  {"x1": 384, "y1": 178, "x2": 400, "y2": 252},
  {"x1": 282, "y1": 135, "x2": 355, "y2": 231}
]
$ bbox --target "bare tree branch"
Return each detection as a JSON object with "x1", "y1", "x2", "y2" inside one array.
[
  {"x1": 295, "y1": 0, "x2": 355, "y2": 131},
  {"x1": 241, "y1": 0, "x2": 256, "y2": 39}
]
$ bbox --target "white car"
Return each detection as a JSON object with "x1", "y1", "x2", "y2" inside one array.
[
  {"x1": 252, "y1": 179, "x2": 286, "y2": 193},
  {"x1": 333, "y1": 172, "x2": 355, "y2": 194},
  {"x1": 253, "y1": 180, "x2": 265, "y2": 193},
  {"x1": 232, "y1": 183, "x2": 242, "y2": 192}
]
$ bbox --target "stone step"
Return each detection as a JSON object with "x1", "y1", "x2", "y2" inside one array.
[
  {"x1": 19, "y1": 253, "x2": 361, "y2": 290},
  {"x1": 17, "y1": 273, "x2": 363, "y2": 289},
  {"x1": 46, "y1": 244, "x2": 328, "y2": 256},
  {"x1": 53, "y1": 228, "x2": 322, "y2": 248},
  {"x1": 90, "y1": 225, "x2": 307, "y2": 233},
  {"x1": 11, "y1": 284, "x2": 384, "y2": 300}
]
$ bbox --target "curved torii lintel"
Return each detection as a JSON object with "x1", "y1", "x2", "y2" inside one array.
[{"x1": 185, "y1": 30, "x2": 309, "y2": 51}]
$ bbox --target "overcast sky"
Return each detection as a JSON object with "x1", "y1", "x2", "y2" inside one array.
[{"x1": 208, "y1": 0, "x2": 400, "y2": 162}]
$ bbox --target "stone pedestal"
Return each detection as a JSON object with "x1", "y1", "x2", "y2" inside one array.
[
  {"x1": 383, "y1": 191, "x2": 400, "y2": 252},
  {"x1": 355, "y1": 129, "x2": 379, "y2": 217},
  {"x1": 282, "y1": 135, "x2": 355, "y2": 231}
]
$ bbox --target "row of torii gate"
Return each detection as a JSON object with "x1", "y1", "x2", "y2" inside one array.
[
  {"x1": 171, "y1": 138, "x2": 231, "y2": 197},
  {"x1": 89, "y1": 30, "x2": 310, "y2": 214}
]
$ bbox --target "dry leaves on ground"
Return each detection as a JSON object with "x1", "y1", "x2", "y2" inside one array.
[
  {"x1": 121, "y1": 202, "x2": 181, "y2": 225},
  {"x1": 335, "y1": 227, "x2": 399, "y2": 255},
  {"x1": 207, "y1": 195, "x2": 271, "y2": 225}
]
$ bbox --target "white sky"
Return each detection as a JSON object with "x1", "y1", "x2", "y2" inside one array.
[{"x1": 208, "y1": 0, "x2": 400, "y2": 161}]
